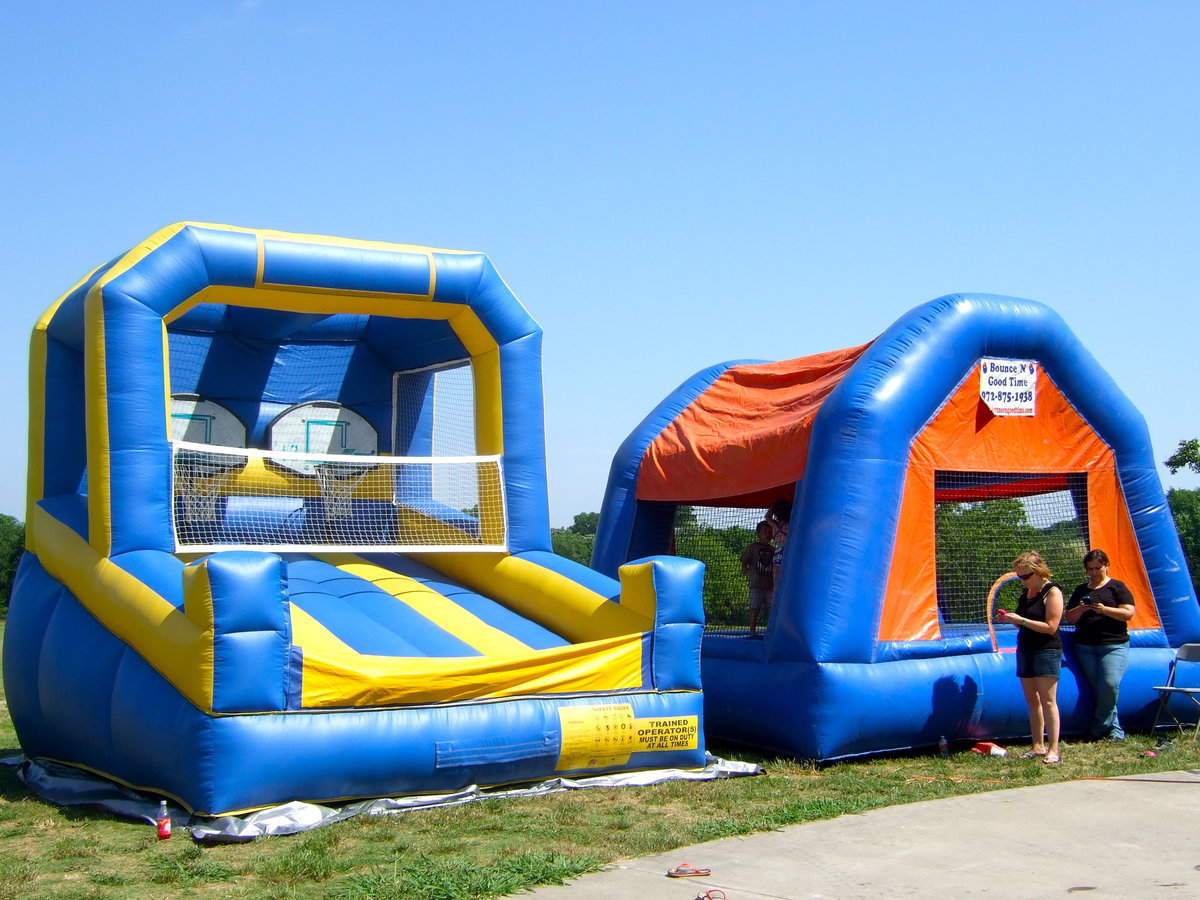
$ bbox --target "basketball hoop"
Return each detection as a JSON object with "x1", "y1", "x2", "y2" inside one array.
[
  {"x1": 315, "y1": 460, "x2": 372, "y2": 521},
  {"x1": 175, "y1": 450, "x2": 241, "y2": 524},
  {"x1": 170, "y1": 397, "x2": 246, "y2": 531}
]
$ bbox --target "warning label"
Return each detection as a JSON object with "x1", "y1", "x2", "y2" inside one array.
[
  {"x1": 556, "y1": 705, "x2": 699, "y2": 771},
  {"x1": 557, "y1": 704, "x2": 637, "y2": 770},
  {"x1": 632, "y1": 716, "x2": 700, "y2": 752}
]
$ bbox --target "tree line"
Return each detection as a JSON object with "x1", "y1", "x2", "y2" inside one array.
[
  {"x1": 3, "y1": 440, "x2": 1198, "y2": 619},
  {"x1": 0, "y1": 514, "x2": 23, "y2": 618},
  {"x1": 1165, "y1": 438, "x2": 1200, "y2": 598},
  {"x1": 549, "y1": 438, "x2": 1200, "y2": 620}
]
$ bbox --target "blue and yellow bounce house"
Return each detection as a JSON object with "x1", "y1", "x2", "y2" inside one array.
[
  {"x1": 5, "y1": 223, "x2": 706, "y2": 815},
  {"x1": 594, "y1": 294, "x2": 1200, "y2": 760}
]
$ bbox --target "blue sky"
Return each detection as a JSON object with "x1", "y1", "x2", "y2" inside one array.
[{"x1": 2, "y1": 2, "x2": 1197, "y2": 527}]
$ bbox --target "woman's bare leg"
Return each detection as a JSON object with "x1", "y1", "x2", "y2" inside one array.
[
  {"x1": 1020, "y1": 678, "x2": 1046, "y2": 753},
  {"x1": 1035, "y1": 676, "x2": 1060, "y2": 757}
]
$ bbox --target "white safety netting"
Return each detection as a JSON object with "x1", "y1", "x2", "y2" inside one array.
[
  {"x1": 935, "y1": 473, "x2": 1089, "y2": 631},
  {"x1": 171, "y1": 442, "x2": 507, "y2": 553}
]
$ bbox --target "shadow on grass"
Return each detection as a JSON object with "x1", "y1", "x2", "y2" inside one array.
[
  {"x1": 0, "y1": 756, "x2": 30, "y2": 803},
  {"x1": 0, "y1": 755, "x2": 131, "y2": 824},
  {"x1": 705, "y1": 736, "x2": 941, "y2": 770}
]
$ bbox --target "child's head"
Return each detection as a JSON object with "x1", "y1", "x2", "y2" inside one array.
[{"x1": 756, "y1": 521, "x2": 772, "y2": 541}]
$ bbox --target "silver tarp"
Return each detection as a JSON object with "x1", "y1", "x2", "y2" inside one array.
[{"x1": 2, "y1": 754, "x2": 762, "y2": 843}]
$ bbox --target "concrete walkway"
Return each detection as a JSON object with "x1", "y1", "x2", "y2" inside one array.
[{"x1": 525, "y1": 770, "x2": 1200, "y2": 899}]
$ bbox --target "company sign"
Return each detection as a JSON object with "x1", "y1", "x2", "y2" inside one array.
[{"x1": 979, "y1": 358, "x2": 1037, "y2": 416}]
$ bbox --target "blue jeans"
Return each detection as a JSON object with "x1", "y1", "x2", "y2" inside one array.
[{"x1": 1074, "y1": 642, "x2": 1129, "y2": 739}]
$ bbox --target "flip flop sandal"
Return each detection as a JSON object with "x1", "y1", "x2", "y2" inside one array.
[
  {"x1": 667, "y1": 863, "x2": 712, "y2": 878},
  {"x1": 1019, "y1": 750, "x2": 1047, "y2": 759},
  {"x1": 1043, "y1": 753, "x2": 1060, "y2": 765},
  {"x1": 695, "y1": 891, "x2": 726, "y2": 900}
]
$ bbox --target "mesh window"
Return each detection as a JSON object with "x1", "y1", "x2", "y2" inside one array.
[
  {"x1": 672, "y1": 505, "x2": 771, "y2": 634},
  {"x1": 172, "y1": 443, "x2": 506, "y2": 553},
  {"x1": 393, "y1": 362, "x2": 476, "y2": 457},
  {"x1": 168, "y1": 359, "x2": 505, "y2": 553},
  {"x1": 935, "y1": 472, "x2": 1089, "y2": 633},
  {"x1": 392, "y1": 361, "x2": 487, "y2": 517}
]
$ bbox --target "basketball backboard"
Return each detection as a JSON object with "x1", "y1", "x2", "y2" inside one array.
[
  {"x1": 170, "y1": 394, "x2": 246, "y2": 447},
  {"x1": 170, "y1": 394, "x2": 248, "y2": 476},
  {"x1": 267, "y1": 401, "x2": 379, "y2": 476}
]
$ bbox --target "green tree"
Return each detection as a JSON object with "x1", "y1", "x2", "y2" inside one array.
[
  {"x1": 675, "y1": 528, "x2": 745, "y2": 628},
  {"x1": 550, "y1": 512, "x2": 600, "y2": 566},
  {"x1": 668, "y1": 506, "x2": 764, "y2": 630},
  {"x1": 1165, "y1": 438, "x2": 1200, "y2": 475},
  {"x1": 0, "y1": 514, "x2": 25, "y2": 617},
  {"x1": 567, "y1": 512, "x2": 599, "y2": 536},
  {"x1": 550, "y1": 527, "x2": 594, "y2": 566},
  {"x1": 935, "y1": 498, "x2": 1036, "y2": 622},
  {"x1": 675, "y1": 505, "x2": 699, "y2": 530},
  {"x1": 934, "y1": 497, "x2": 1086, "y2": 624},
  {"x1": 1167, "y1": 489, "x2": 1200, "y2": 598},
  {"x1": 714, "y1": 523, "x2": 755, "y2": 560},
  {"x1": 1163, "y1": 440, "x2": 1200, "y2": 598}
]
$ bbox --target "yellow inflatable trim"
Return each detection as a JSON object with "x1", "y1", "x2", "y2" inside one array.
[
  {"x1": 290, "y1": 604, "x2": 644, "y2": 707},
  {"x1": 408, "y1": 552, "x2": 652, "y2": 643},
  {"x1": 81, "y1": 221, "x2": 509, "y2": 559},
  {"x1": 29, "y1": 505, "x2": 213, "y2": 709}
]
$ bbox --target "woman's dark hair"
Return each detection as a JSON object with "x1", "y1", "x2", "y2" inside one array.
[
  {"x1": 1083, "y1": 548, "x2": 1110, "y2": 567},
  {"x1": 768, "y1": 497, "x2": 792, "y2": 524}
]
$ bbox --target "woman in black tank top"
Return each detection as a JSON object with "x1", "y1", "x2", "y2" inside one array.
[{"x1": 995, "y1": 550, "x2": 1064, "y2": 764}]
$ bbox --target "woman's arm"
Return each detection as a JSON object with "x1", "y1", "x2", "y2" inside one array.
[
  {"x1": 1090, "y1": 602, "x2": 1135, "y2": 622},
  {"x1": 1043, "y1": 587, "x2": 1064, "y2": 631},
  {"x1": 1096, "y1": 581, "x2": 1137, "y2": 622},
  {"x1": 1063, "y1": 585, "x2": 1087, "y2": 625},
  {"x1": 1016, "y1": 587, "x2": 1063, "y2": 634}
]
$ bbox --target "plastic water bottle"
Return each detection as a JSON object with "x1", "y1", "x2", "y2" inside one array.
[
  {"x1": 939, "y1": 735, "x2": 950, "y2": 758},
  {"x1": 156, "y1": 800, "x2": 172, "y2": 840}
]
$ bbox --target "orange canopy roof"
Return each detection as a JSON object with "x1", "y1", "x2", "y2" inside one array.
[{"x1": 638, "y1": 342, "x2": 873, "y2": 507}]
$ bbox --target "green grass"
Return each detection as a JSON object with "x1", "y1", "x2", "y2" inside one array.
[{"x1": 2, "y1": 619, "x2": 1198, "y2": 898}]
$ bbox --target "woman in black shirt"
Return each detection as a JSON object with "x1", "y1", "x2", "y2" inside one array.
[
  {"x1": 996, "y1": 550, "x2": 1064, "y2": 763},
  {"x1": 1064, "y1": 549, "x2": 1135, "y2": 741}
]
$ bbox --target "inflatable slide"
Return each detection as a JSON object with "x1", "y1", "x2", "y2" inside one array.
[
  {"x1": 594, "y1": 294, "x2": 1200, "y2": 760},
  {"x1": 4, "y1": 223, "x2": 706, "y2": 815}
]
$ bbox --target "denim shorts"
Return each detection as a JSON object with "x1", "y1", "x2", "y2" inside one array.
[{"x1": 1016, "y1": 647, "x2": 1062, "y2": 679}]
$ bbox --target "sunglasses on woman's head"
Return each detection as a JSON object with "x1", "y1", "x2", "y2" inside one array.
[{"x1": 1017, "y1": 572, "x2": 1034, "y2": 580}]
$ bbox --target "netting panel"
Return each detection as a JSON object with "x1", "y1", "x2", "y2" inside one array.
[
  {"x1": 672, "y1": 505, "x2": 769, "y2": 634},
  {"x1": 935, "y1": 472, "x2": 1089, "y2": 632},
  {"x1": 172, "y1": 441, "x2": 507, "y2": 553},
  {"x1": 393, "y1": 362, "x2": 476, "y2": 457}
]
